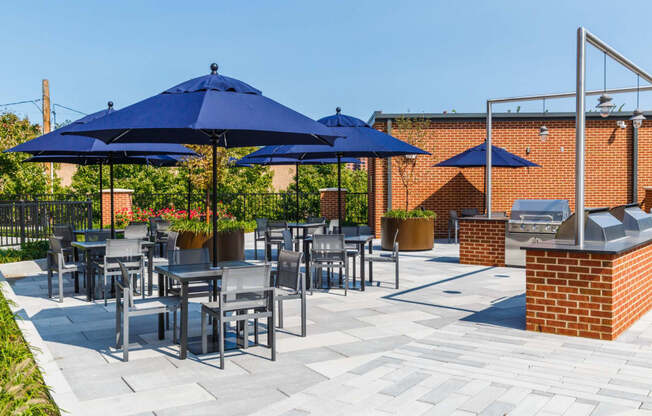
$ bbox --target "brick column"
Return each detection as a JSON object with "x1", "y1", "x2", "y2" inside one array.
[
  {"x1": 458, "y1": 218, "x2": 507, "y2": 266},
  {"x1": 101, "y1": 188, "x2": 133, "y2": 226},
  {"x1": 526, "y1": 242, "x2": 652, "y2": 340},
  {"x1": 644, "y1": 187, "x2": 652, "y2": 212},
  {"x1": 320, "y1": 188, "x2": 347, "y2": 220}
]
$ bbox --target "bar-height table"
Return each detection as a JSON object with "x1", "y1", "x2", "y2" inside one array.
[
  {"x1": 155, "y1": 260, "x2": 261, "y2": 359},
  {"x1": 303, "y1": 234, "x2": 374, "y2": 291},
  {"x1": 71, "y1": 240, "x2": 155, "y2": 301}
]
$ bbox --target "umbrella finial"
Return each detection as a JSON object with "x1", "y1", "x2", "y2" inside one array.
[
  {"x1": 336, "y1": 107, "x2": 341, "y2": 114},
  {"x1": 210, "y1": 63, "x2": 219, "y2": 75},
  {"x1": 107, "y1": 101, "x2": 114, "y2": 109}
]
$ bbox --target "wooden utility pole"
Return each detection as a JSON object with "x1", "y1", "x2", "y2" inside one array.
[{"x1": 42, "y1": 79, "x2": 53, "y2": 192}]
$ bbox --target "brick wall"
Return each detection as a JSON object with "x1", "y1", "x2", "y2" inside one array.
[
  {"x1": 525, "y1": 242, "x2": 652, "y2": 340},
  {"x1": 368, "y1": 117, "x2": 648, "y2": 237},
  {"x1": 101, "y1": 189, "x2": 133, "y2": 226},
  {"x1": 458, "y1": 219, "x2": 506, "y2": 266},
  {"x1": 319, "y1": 188, "x2": 346, "y2": 220}
]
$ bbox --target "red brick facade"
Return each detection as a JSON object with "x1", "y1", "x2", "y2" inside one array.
[
  {"x1": 458, "y1": 219, "x2": 506, "y2": 266},
  {"x1": 101, "y1": 189, "x2": 133, "y2": 226},
  {"x1": 319, "y1": 188, "x2": 346, "y2": 220},
  {"x1": 525, "y1": 243, "x2": 652, "y2": 340},
  {"x1": 368, "y1": 114, "x2": 649, "y2": 237}
]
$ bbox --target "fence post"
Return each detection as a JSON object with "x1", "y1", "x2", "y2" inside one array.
[
  {"x1": 86, "y1": 198, "x2": 93, "y2": 229},
  {"x1": 18, "y1": 200, "x2": 26, "y2": 246}
]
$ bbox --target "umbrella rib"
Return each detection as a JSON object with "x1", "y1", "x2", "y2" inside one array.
[{"x1": 108, "y1": 129, "x2": 132, "y2": 144}]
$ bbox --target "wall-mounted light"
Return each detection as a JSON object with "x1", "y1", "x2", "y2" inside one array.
[
  {"x1": 617, "y1": 120, "x2": 627, "y2": 129},
  {"x1": 630, "y1": 76, "x2": 646, "y2": 129},
  {"x1": 526, "y1": 146, "x2": 531, "y2": 154},
  {"x1": 404, "y1": 154, "x2": 417, "y2": 160}
]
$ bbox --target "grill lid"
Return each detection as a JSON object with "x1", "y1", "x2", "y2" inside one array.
[{"x1": 510, "y1": 199, "x2": 571, "y2": 222}]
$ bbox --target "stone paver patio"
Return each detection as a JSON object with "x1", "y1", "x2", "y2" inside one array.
[{"x1": 4, "y1": 234, "x2": 652, "y2": 415}]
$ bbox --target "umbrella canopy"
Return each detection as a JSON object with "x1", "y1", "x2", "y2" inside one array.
[
  {"x1": 62, "y1": 64, "x2": 339, "y2": 147},
  {"x1": 435, "y1": 143, "x2": 539, "y2": 168},
  {"x1": 235, "y1": 155, "x2": 361, "y2": 167},
  {"x1": 60, "y1": 65, "x2": 339, "y2": 273},
  {"x1": 5, "y1": 103, "x2": 197, "y2": 157},
  {"x1": 246, "y1": 108, "x2": 430, "y2": 227},
  {"x1": 244, "y1": 109, "x2": 429, "y2": 160},
  {"x1": 23, "y1": 153, "x2": 193, "y2": 167}
]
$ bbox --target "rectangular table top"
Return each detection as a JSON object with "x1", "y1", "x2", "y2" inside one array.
[
  {"x1": 71, "y1": 240, "x2": 155, "y2": 250},
  {"x1": 286, "y1": 222, "x2": 326, "y2": 229},
  {"x1": 155, "y1": 260, "x2": 262, "y2": 282},
  {"x1": 304, "y1": 234, "x2": 374, "y2": 244}
]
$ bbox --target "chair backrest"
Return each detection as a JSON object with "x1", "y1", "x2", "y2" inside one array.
[
  {"x1": 282, "y1": 229, "x2": 293, "y2": 251},
  {"x1": 306, "y1": 224, "x2": 324, "y2": 236},
  {"x1": 156, "y1": 220, "x2": 170, "y2": 233},
  {"x1": 168, "y1": 248, "x2": 210, "y2": 265},
  {"x1": 105, "y1": 239, "x2": 141, "y2": 260},
  {"x1": 221, "y1": 264, "x2": 271, "y2": 310},
  {"x1": 124, "y1": 223, "x2": 148, "y2": 240},
  {"x1": 53, "y1": 224, "x2": 74, "y2": 248},
  {"x1": 276, "y1": 250, "x2": 303, "y2": 291},
  {"x1": 149, "y1": 217, "x2": 162, "y2": 235},
  {"x1": 358, "y1": 225, "x2": 372, "y2": 236},
  {"x1": 166, "y1": 230, "x2": 179, "y2": 252},
  {"x1": 327, "y1": 219, "x2": 339, "y2": 234},
  {"x1": 85, "y1": 230, "x2": 110, "y2": 242},
  {"x1": 341, "y1": 226, "x2": 359, "y2": 237},
  {"x1": 255, "y1": 218, "x2": 268, "y2": 238},
  {"x1": 267, "y1": 221, "x2": 287, "y2": 239},
  {"x1": 461, "y1": 208, "x2": 479, "y2": 217},
  {"x1": 312, "y1": 234, "x2": 345, "y2": 261},
  {"x1": 307, "y1": 216, "x2": 326, "y2": 224}
]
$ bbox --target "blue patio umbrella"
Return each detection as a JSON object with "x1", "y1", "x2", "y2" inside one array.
[
  {"x1": 63, "y1": 64, "x2": 340, "y2": 267},
  {"x1": 235, "y1": 155, "x2": 361, "y2": 221},
  {"x1": 23, "y1": 152, "x2": 199, "y2": 234},
  {"x1": 434, "y1": 142, "x2": 539, "y2": 168},
  {"x1": 6, "y1": 102, "x2": 197, "y2": 237},
  {"x1": 245, "y1": 108, "x2": 430, "y2": 226}
]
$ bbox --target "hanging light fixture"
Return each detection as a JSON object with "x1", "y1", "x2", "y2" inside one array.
[
  {"x1": 539, "y1": 98, "x2": 549, "y2": 141},
  {"x1": 596, "y1": 52, "x2": 615, "y2": 118},
  {"x1": 630, "y1": 75, "x2": 646, "y2": 129}
]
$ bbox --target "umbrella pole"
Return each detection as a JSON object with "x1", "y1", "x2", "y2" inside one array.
[
  {"x1": 296, "y1": 162, "x2": 300, "y2": 222},
  {"x1": 110, "y1": 159, "x2": 115, "y2": 239},
  {"x1": 211, "y1": 139, "x2": 218, "y2": 268},
  {"x1": 187, "y1": 167, "x2": 192, "y2": 220},
  {"x1": 337, "y1": 155, "x2": 342, "y2": 232},
  {"x1": 99, "y1": 163, "x2": 103, "y2": 230}
]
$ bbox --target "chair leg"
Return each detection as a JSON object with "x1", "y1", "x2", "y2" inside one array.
[
  {"x1": 254, "y1": 238, "x2": 258, "y2": 260},
  {"x1": 278, "y1": 299, "x2": 284, "y2": 328},
  {"x1": 243, "y1": 316, "x2": 249, "y2": 350},
  {"x1": 47, "y1": 267, "x2": 53, "y2": 299},
  {"x1": 218, "y1": 312, "x2": 225, "y2": 369},
  {"x1": 103, "y1": 274, "x2": 108, "y2": 306},
  {"x1": 123, "y1": 300, "x2": 129, "y2": 362},
  {"x1": 115, "y1": 302, "x2": 121, "y2": 348},
  {"x1": 173, "y1": 309, "x2": 178, "y2": 344},
  {"x1": 344, "y1": 261, "x2": 348, "y2": 296},
  {"x1": 201, "y1": 308, "x2": 207, "y2": 354},
  {"x1": 270, "y1": 309, "x2": 276, "y2": 362},
  {"x1": 301, "y1": 293, "x2": 307, "y2": 337},
  {"x1": 254, "y1": 318, "x2": 259, "y2": 345},
  {"x1": 58, "y1": 270, "x2": 64, "y2": 303},
  {"x1": 395, "y1": 259, "x2": 400, "y2": 290}
]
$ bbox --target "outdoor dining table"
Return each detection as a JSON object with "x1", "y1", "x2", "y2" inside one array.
[
  {"x1": 303, "y1": 234, "x2": 374, "y2": 291},
  {"x1": 286, "y1": 222, "x2": 326, "y2": 251},
  {"x1": 71, "y1": 240, "x2": 155, "y2": 301},
  {"x1": 154, "y1": 260, "x2": 262, "y2": 359}
]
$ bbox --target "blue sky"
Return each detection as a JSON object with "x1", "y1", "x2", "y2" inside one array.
[{"x1": 2, "y1": 1, "x2": 652, "y2": 125}]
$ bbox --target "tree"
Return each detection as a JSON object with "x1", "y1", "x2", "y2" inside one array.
[
  {"x1": 0, "y1": 112, "x2": 56, "y2": 195},
  {"x1": 393, "y1": 115, "x2": 429, "y2": 211}
]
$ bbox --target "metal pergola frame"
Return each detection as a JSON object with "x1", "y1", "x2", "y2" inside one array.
[{"x1": 485, "y1": 27, "x2": 652, "y2": 247}]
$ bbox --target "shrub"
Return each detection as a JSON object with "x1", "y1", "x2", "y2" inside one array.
[
  {"x1": 383, "y1": 209, "x2": 436, "y2": 220},
  {"x1": 0, "y1": 241, "x2": 49, "y2": 264},
  {"x1": 170, "y1": 218, "x2": 255, "y2": 234}
]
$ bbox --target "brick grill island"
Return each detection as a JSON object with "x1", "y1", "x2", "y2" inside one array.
[
  {"x1": 458, "y1": 216, "x2": 507, "y2": 267},
  {"x1": 525, "y1": 233, "x2": 652, "y2": 340}
]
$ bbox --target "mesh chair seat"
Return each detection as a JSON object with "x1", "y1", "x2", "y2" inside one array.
[{"x1": 127, "y1": 296, "x2": 180, "y2": 313}]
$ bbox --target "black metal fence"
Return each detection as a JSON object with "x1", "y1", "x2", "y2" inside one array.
[{"x1": 0, "y1": 199, "x2": 92, "y2": 247}]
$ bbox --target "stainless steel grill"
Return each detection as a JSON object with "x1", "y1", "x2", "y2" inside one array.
[{"x1": 505, "y1": 199, "x2": 571, "y2": 266}]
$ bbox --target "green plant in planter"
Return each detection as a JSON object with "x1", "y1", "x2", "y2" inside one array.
[
  {"x1": 170, "y1": 218, "x2": 256, "y2": 233},
  {"x1": 383, "y1": 209, "x2": 436, "y2": 220}
]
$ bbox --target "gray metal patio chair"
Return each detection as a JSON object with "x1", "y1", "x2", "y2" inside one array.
[
  {"x1": 200, "y1": 264, "x2": 275, "y2": 369},
  {"x1": 367, "y1": 229, "x2": 400, "y2": 289},
  {"x1": 165, "y1": 248, "x2": 213, "y2": 300},
  {"x1": 265, "y1": 221, "x2": 288, "y2": 261},
  {"x1": 85, "y1": 229, "x2": 111, "y2": 242},
  {"x1": 94, "y1": 239, "x2": 144, "y2": 306},
  {"x1": 273, "y1": 250, "x2": 306, "y2": 337},
  {"x1": 327, "y1": 219, "x2": 339, "y2": 234},
  {"x1": 115, "y1": 261, "x2": 180, "y2": 362},
  {"x1": 47, "y1": 236, "x2": 81, "y2": 302},
  {"x1": 448, "y1": 210, "x2": 459, "y2": 243},
  {"x1": 124, "y1": 222, "x2": 149, "y2": 240},
  {"x1": 307, "y1": 216, "x2": 326, "y2": 224},
  {"x1": 342, "y1": 226, "x2": 361, "y2": 283},
  {"x1": 358, "y1": 225, "x2": 372, "y2": 236},
  {"x1": 53, "y1": 224, "x2": 75, "y2": 260},
  {"x1": 253, "y1": 218, "x2": 268, "y2": 260},
  {"x1": 310, "y1": 234, "x2": 348, "y2": 295}
]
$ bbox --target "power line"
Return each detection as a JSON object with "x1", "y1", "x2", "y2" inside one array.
[
  {"x1": 53, "y1": 103, "x2": 87, "y2": 116},
  {"x1": 0, "y1": 98, "x2": 41, "y2": 107}
]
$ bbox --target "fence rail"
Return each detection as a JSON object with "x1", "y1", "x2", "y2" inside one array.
[{"x1": 0, "y1": 200, "x2": 92, "y2": 247}]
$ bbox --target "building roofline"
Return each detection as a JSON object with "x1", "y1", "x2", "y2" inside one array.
[{"x1": 370, "y1": 110, "x2": 651, "y2": 122}]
